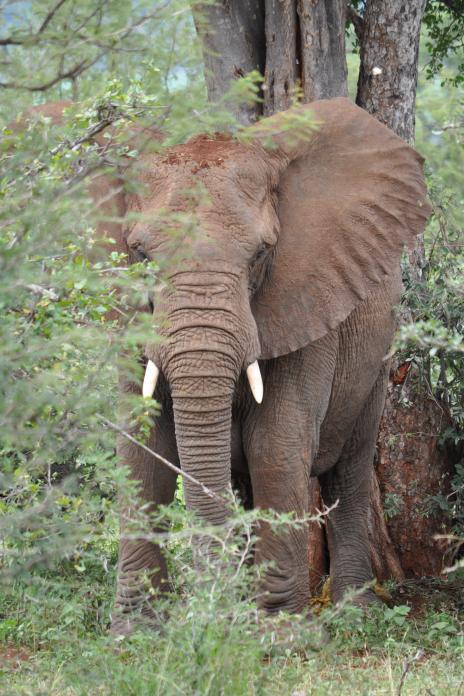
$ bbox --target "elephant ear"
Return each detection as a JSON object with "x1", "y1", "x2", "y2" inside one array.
[{"x1": 251, "y1": 97, "x2": 432, "y2": 359}]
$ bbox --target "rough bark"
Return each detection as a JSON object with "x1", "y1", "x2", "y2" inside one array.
[
  {"x1": 367, "y1": 466, "x2": 406, "y2": 583},
  {"x1": 356, "y1": 0, "x2": 426, "y2": 143},
  {"x1": 194, "y1": 1, "x2": 348, "y2": 119},
  {"x1": 376, "y1": 378, "x2": 454, "y2": 578},
  {"x1": 263, "y1": 0, "x2": 299, "y2": 114},
  {"x1": 193, "y1": 1, "x2": 265, "y2": 123},
  {"x1": 297, "y1": 0, "x2": 348, "y2": 102}
]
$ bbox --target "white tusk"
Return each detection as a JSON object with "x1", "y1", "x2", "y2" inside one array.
[
  {"x1": 142, "y1": 360, "x2": 159, "y2": 398},
  {"x1": 246, "y1": 361, "x2": 263, "y2": 404}
]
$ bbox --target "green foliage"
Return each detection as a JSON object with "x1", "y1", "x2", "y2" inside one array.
[
  {"x1": 383, "y1": 492, "x2": 404, "y2": 520},
  {"x1": 396, "y1": 192, "x2": 464, "y2": 425},
  {"x1": 424, "y1": 1, "x2": 464, "y2": 85},
  {"x1": 1, "y1": 504, "x2": 463, "y2": 695},
  {"x1": 0, "y1": 505, "x2": 328, "y2": 694},
  {"x1": 0, "y1": 0, "x2": 205, "y2": 116},
  {"x1": 0, "y1": 2, "x2": 463, "y2": 694},
  {"x1": 423, "y1": 461, "x2": 464, "y2": 535},
  {"x1": 0, "y1": 0, "x2": 264, "y2": 586}
]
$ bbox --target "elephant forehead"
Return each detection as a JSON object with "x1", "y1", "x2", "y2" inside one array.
[
  {"x1": 165, "y1": 133, "x2": 247, "y2": 166},
  {"x1": 139, "y1": 135, "x2": 272, "y2": 191}
]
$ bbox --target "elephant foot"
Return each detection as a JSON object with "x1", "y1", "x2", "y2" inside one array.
[
  {"x1": 110, "y1": 600, "x2": 165, "y2": 638},
  {"x1": 259, "y1": 611, "x2": 329, "y2": 657},
  {"x1": 331, "y1": 581, "x2": 383, "y2": 608}
]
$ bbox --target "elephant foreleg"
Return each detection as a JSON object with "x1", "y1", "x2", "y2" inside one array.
[
  {"x1": 243, "y1": 354, "x2": 330, "y2": 615},
  {"x1": 112, "y1": 380, "x2": 178, "y2": 634},
  {"x1": 246, "y1": 430, "x2": 312, "y2": 615}
]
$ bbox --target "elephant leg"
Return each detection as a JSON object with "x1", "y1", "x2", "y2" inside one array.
[
  {"x1": 243, "y1": 348, "x2": 335, "y2": 615},
  {"x1": 319, "y1": 364, "x2": 389, "y2": 604},
  {"x1": 112, "y1": 381, "x2": 178, "y2": 634},
  {"x1": 246, "y1": 433, "x2": 311, "y2": 613}
]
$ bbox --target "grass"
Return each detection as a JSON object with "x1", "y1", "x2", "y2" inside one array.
[
  {"x1": 0, "y1": 604, "x2": 462, "y2": 696},
  {"x1": 1, "y1": 578, "x2": 462, "y2": 694},
  {"x1": 0, "y1": 507, "x2": 462, "y2": 695}
]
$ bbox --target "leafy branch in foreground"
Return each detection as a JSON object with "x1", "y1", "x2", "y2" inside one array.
[{"x1": 0, "y1": 0, "x2": 171, "y2": 93}]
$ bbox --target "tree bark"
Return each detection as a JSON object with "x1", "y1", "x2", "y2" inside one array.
[
  {"x1": 357, "y1": 0, "x2": 451, "y2": 580},
  {"x1": 376, "y1": 378, "x2": 454, "y2": 579},
  {"x1": 263, "y1": 0, "x2": 299, "y2": 114},
  {"x1": 297, "y1": 0, "x2": 348, "y2": 102},
  {"x1": 193, "y1": 1, "x2": 265, "y2": 124},
  {"x1": 356, "y1": 0, "x2": 426, "y2": 143}
]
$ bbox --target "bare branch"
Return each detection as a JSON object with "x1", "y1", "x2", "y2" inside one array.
[
  {"x1": 0, "y1": 0, "x2": 70, "y2": 46},
  {"x1": 346, "y1": 4, "x2": 364, "y2": 42},
  {"x1": 0, "y1": 56, "x2": 97, "y2": 91},
  {"x1": 23, "y1": 284, "x2": 59, "y2": 301},
  {"x1": 37, "y1": 0, "x2": 70, "y2": 34},
  {"x1": 0, "y1": 53, "x2": 104, "y2": 92},
  {"x1": 397, "y1": 650, "x2": 425, "y2": 696},
  {"x1": 98, "y1": 415, "x2": 230, "y2": 508}
]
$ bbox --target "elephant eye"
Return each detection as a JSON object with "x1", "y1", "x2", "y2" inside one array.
[
  {"x1": 248, "y1": 243, "x2": 273, "y2": 297},
  {"x1": 131, "y1": 245, "x2": 149, "y2": 263},
  {"x1": 253, "y1": 242, "x2": 272, "y2": 263}
]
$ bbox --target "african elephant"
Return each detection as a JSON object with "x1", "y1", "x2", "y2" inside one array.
[{"x1": 18, "y1": 97, "x2": 431, "y2": 634}]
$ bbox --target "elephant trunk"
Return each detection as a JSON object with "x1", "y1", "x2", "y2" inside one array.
[
  {"x1": 172, "y1": 385, "x2": 233, "y2": 525},
  {"x1": 166, "y1": 338, "x2": 237, "y2": 526},
  {"x1": 149, "y1": 270, "x2": 259, "y2": 525}
]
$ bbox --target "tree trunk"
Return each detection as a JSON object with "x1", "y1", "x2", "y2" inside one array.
[
  {"x1": 194, "y1": 0, "x2": 452, "y2": 590},
  {"x1": 297, "y1": 0, "x2": 348, "y2": 102},
  {"x1": 193, "y1": 1, "x2": 265, "y2": 124},
  {"x1": 375, "y1": 377, "x2": 455, "y2": 579},
  {"x1": 356, "y1": 0, "x2": 426, "y2": 143},
  {"x1": 357, "y1": 0, "x2": 451, "y2": 580},
  {"x1": 263, "y1": 0, "x2": 299, "y2": 114}
]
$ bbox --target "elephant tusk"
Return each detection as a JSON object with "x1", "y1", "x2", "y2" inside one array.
[
  {"x1": 142, "y1": 360, "x2": 159, "y2": 398},
  {"x1": 246, "y1": 361, "x2": 263, "y2": 404}
]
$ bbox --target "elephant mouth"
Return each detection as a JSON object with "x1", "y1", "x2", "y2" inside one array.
[
  {"x1": 142, "y1": 357, "x2": 263, "y2": 404},
  {"x1": 142, "y1": 269, "x2": 264, "y2": 404}
]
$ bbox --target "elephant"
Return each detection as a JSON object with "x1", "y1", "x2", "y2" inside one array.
[{"x1": 18, "y1": 97, "x2": 431, "y2": 634}]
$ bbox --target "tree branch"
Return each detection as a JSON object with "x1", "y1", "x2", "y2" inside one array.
[
  {"x1": 98, "y1": 415, "x2": 230, "y2": 508},
  {"x1": 0, "y1": 55, "x2": 98, "y2": 91},
  {"x1": 0, "y1": 0, "x2": 70, "y2": 46},
  {"x1": 346, "y1": 4, "x2": 364, "y2": 42},
  {"x1": 435, "y1": 0, "x2": 464, "y2": 15},
  {"x1": 37, "y1": 0, "x2": 70, "y2": 34}
]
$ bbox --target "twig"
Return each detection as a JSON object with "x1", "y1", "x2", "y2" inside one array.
[
  {"x1": 0, "y1": 56, "x2": 99, "y2": 91},
  {"x1": 23, "y1": 283, "x2": 59, "y2": 300},
  {"x1": 397, "y1": 650, "x2": 424, "y2": 696},
  {"x1": 97, "y1": 414, "x2": 229, "y2": 508},
  {"x1": 346, "y1": 5, "x2": 364, "y2": 42},
  {"x1": 37, "y1": 0, "x2": 69, "y2": 34},
  {"x1": 0, "y1": 0, "x2": 69, "y2": 45}
]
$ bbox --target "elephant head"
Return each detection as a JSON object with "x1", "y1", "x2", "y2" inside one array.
[{"x1": 125, "y1": 97, "x2": 430, "y2": 526}]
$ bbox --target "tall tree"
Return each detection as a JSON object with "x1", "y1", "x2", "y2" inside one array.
[{"x1": 194, "y1": 0, "x2": 457, "y2": 585}]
